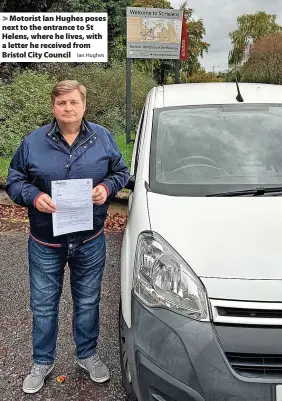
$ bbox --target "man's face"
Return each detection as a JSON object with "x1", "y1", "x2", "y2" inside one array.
[{"x1": 52, "y1": 89, "x2": 86, "y2": 125}]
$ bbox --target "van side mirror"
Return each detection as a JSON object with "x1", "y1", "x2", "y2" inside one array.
[{"x1": 125, "y1": 175, "x2": 135, "y2": 191}]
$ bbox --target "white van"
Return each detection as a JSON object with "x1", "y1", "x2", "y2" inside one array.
[{"x1": 119, "y1": 82, "x2": 282, "y2": 401}]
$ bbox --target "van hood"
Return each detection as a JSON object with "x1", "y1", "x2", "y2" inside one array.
[{"x1": 147, "y1": 193, "x2": 282, "y2": 280}]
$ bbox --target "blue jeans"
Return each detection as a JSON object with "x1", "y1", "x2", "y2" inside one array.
[{"x1": 28, "y1": 233, "x2": 106, "y2": 365}]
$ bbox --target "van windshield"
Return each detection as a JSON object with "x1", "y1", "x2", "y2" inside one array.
[{"x1": 149, "y1": 104, "x2": 282, "y2": 196}]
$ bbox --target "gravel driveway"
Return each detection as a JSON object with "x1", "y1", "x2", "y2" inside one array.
[{"x1": 0, "y1": 231, "x2": 128, "y2": 401}]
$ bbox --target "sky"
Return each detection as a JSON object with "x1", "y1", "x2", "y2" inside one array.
[{"x1": 170, "y1": 0, "x2": 282, "y2": 72}]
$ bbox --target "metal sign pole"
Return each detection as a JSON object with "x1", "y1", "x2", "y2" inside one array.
[
  {"x1": 126, "y1": 57, "x2": 132, "y2": 144},
  {"x1": 175, "y1": 59, "x2": 180, "y2": 84}
]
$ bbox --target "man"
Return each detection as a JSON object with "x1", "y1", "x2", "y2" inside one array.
[{"x1": 5, "y1": 80, "x2": 129, "y2": 394}]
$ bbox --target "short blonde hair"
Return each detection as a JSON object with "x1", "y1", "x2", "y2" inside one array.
[{"x1": 51, "y1": 80, "x2": 87, "y2": 104}]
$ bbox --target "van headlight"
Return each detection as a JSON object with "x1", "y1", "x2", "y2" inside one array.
[{"x1": 133, "y1": 231, "x2": 209, "y2": 321}]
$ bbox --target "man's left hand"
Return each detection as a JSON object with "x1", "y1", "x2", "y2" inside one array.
[{"x1": 92, "y1": 185, "x2": 108, "y2": 205}]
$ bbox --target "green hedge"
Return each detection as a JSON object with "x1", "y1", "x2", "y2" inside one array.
[
  {"x1": 0, "y1": 71, "x2": 55, "y2": 156},
  {"x1": 0, "y1": 63, "x2": 155, "y2": 157}
]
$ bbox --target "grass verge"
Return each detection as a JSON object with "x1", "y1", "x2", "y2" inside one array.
[
  {"x1": 114, "y1": 133, "x2": 134, "y2": 170},
  {"x1": 0, "y1": 158, "x2": 11, "y2": 182}
]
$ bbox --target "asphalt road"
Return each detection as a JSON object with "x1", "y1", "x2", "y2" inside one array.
[{"x1": 0, "y1": 231, "x2": 128, "y2": 401}]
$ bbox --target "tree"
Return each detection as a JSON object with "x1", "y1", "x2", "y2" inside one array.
[
  {"x1": 228, "y1": 11, "x2": 282, "y2": 67},
  {"x1": 49, "y1": 0, "x2": 131, "y2": 48},
  {"x1": 180, "y1": 1, "x2": 209, "y2": 77},
  {"x1": 133, "y1": 0, "x2": 171, "y2": 7},
  {"x1": 241, "y1": 32, "x2": 282, "y2": 85},
  {"x1": 0, "y1": 0, "x2": 53, "y2": 12}
]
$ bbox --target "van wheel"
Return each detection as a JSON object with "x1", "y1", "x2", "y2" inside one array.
[{"x1": 119, "y1": 301, "x2": 137, "y2": 401}]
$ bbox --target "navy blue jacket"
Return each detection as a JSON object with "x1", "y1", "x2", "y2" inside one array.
[{"x1": 5, "y1": 119, "x2": 129, "y2": 246}]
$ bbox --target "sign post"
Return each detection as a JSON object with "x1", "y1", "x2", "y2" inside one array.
[
  {"x1": 126, "y1": 7, "x2": 184, "y2": 143},
  {"x1": 175, "y1": 60, "x2": 180, "y2": 83},
  {"x1": 126, "y1": 57, "x2": 132, "y2": 144}
]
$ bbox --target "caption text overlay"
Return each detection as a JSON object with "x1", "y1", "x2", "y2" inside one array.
[{"x1": 0, "y1": 13, "x2": 108, "y2": 62}]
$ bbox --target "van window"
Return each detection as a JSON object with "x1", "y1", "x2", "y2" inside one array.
[{"x1": 150, "y1": 104, "x2": 282, "y2": 196}]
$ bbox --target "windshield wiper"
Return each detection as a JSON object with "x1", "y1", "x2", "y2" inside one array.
[{"x1": 206, "y1": 187, "x2": 282, "y2": 197}]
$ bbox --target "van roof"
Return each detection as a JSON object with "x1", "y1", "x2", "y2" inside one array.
[{"x1": 154, "y1": 82, "x2": 282, "y2": 108}]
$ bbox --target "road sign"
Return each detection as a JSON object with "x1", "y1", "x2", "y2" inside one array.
[{"x1": 127, "y1": 7, "x2": 183, "y2": 59}]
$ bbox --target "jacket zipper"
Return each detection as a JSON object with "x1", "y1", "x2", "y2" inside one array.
[
  {"x1": 72, "y1": 132, "x2": 96, "y2": 154},
  {"x1": 63, "y1": 133, "x2": 96, "y2": 179}
]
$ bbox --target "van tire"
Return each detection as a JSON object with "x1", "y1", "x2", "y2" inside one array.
[{"x1": 119, "y1": 300, "x2": 137, "y2": 401}]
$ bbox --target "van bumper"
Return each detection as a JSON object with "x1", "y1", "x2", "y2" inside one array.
[{"x1": 130, "y1": 296, "x2": 276, "y2": 401}]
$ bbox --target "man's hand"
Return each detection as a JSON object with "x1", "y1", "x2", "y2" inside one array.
[
  {"x1": 92, "y1": 185, "x2": 108, "y2": 205},
  {"x1": 35, "y1": 193, "x2": 56, "y2": 213}
]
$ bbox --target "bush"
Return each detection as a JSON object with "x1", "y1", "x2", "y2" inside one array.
[
  {"x1": 173, "y1": 70, "x2": 224, "y2": 83},
  {"x1": 0, "y1": 63, "x2": 155, "y2": 157},
  {"x1": 0, "y1": 71, "x2": 56, "y2": 157},
  {"x1": 36, "y1": 62, "x2": 155, "y2": 134},
  {"x1": 241, "y1": 33, "x2": 282, "y2": 84}
]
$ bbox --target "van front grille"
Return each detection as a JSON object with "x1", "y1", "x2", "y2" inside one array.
[
  {"x1": 217, "y1": 307, "x2": 282, "y2": 319},
  {"x1": 226, "y1": 352, "x2": 282, "y2": 379},
  {"x1": 210, "y1": 299, "x2": 282, "y2": 326}
]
